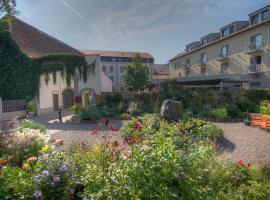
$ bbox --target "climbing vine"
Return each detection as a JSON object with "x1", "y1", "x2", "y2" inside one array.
[{"x1": 0, "y1": 26, "x2": 94, "y2": 100}]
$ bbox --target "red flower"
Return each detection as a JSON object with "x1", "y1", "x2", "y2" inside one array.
[
  {"x1": 92, "y1": 128, "x2": 101, "y2": 136},
  {"x1": 239, "y1": 160, "x2": 243, "y2": 166},
  {"x1": 134, "y1": 122, "x2": 143, "y2": 130},
  {"x1": 246, "y1": 162, "x2": 251, "y2": 168},
  {"x1": 110, "y1": 126, "x2": 118, "y2": 132}
]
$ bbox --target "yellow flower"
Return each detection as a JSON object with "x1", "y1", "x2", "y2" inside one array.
[{"x1": 42, "y1": 145, "x2": 49, "y2": 152}]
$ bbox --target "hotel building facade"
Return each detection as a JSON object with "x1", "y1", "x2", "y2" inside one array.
[{"x1": 169, "y1": 4, "x2": 270, "y2": 90}]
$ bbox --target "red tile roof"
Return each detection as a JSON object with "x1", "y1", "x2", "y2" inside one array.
[
  {"x1": 81, "y1": 50, "x2": 153, "y2": 59},
  {"x1": 10, "y1": 18, "x2": 82, "y2": 58}
]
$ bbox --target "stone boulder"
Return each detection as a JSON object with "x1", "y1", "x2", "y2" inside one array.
[{"x1": 160, "y1": 99, "x2": 183, "y2": 121}]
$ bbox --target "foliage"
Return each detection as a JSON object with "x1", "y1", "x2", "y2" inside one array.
[
  {"x1": 0, "y1": 24, "x2": 94, "y2": 100},
  {"x1": 26, "y1": 102, "x2": 37, "y2": 114},
  {"x1": 0, "y1": 0, "x2": 18, "y2": 25},
  {"x1": 0, "y1": 128, "x2": 48, "y2": 166},
  {"x1": 20, "y1": 120, "x2": 47, "y2": 134},
  {"x1": 100, "y1": 93, "x2": 127, "y2": 116},
  {"x1": 71, "y1": 103, "x2": 81, "y2": 115},
  {"x1": 209, "y1": 107, "x2": 228, "y2": 119},
  {"x1": 122, "y1": 53, "x2": 149, "y2": 91},
  {"x1": 80, "y1": 106, "x2": 102, "y2": 121},
  {"x1": 259, "y1": 100, "x2": 270, "y2": 115}
]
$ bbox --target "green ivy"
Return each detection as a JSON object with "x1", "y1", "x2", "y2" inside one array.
[{"x1": 0, "y1": 27, "x2": 94, "y2": 100}]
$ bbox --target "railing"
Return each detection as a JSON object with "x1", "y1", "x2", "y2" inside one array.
[
  {"x1": 2, "y1": 99, "x2": 27, "y2": 113},
  {"x1": 218, "y1": 52, "x2": 230, "y2": 58},
  {"x1": 249, "y1": 64, "x2": 262, "y2": 73},
  {"x1": 197, "y1": 59, "x2": 207, "y2": 65},
  {"x1": 245, "y1": 43, "x2": 263, "y2": 52}
]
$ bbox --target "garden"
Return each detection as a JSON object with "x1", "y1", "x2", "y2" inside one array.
[{"x1": 1, "y1": 111, "x2": 270, "y2": 199}]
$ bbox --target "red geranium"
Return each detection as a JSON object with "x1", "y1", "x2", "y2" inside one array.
[
  {"x1": 134, "y1": 122, "x2": 143, "y2": 130},
  {"x1": 246, "y1": 162, "x2": 251, "y2": 168},
  {"x1": 239, "y1": 160, "x2": 243, "y2": 166},
  {"x1": 110, "y1": 126, "x2": 118, "y2": 132}
]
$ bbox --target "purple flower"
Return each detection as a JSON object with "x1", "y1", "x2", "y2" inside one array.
[
  {"x1": 59, "y1": 164, "x2": 68, "y2": 173},
  {"x1": 33, "y1": 191, "x2": 42, "y2": 198},
  {"x1": 41, "y1": 170, "x2": 49, "y2": 178},
  {"x1": 34, "y1": 176, "x2": 39, "y2": 182},
  {"x1": 53, "y1": 176, "x2": 60, "y2": 183},
  {"x1": 51, "y1": 151, "x2": 57, "y2": 156}
]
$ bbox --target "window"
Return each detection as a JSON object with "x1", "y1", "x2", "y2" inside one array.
[
  {"x1": 221, "y1": 63, "x2": 228, "y2": 74},
  {"x1": 119, "y1": 58, "x2": 122, "y2": 62},
  {"x1": 262, "y1": 9, "x2": 270, "y2": 20},
  {"x1": 251, "y1": 9, "x2": 270, "y2": 25},
  {"x1": 250, "y1": 56, "x2": 261, "y2": 72},
  {"x1": 102, "y1": 65, "x2": 106, "y2": 73},
  {"x1": 201, "y1": 38, "x2": 208, "y2": 45},
  {"x1": 186, "y1": 58, "x2": 190, "y2": 65},
  {"x1": 251, "y1": 14, "x2": 259, "y2": 25},
  {"x1": 251, "y1": 34, "x2": 262, "y2": 48},
  {"x1": 109, "y1": 76, "x2": 114, "y2": 83},
  {"x1": 186, "y1": 70, "x2": 190, "y2": 77},
  {"x1": 174, "y1": 63, "x2": 177, "y2": 69},
  {"x1": 120, "y1": 66, "x2": 124, "y2": 73},
  {"x1": 200, "y1": 53, "x2": 207, "y2": 62},
  {"x1": 110, "y1": 66, "x2": 114, "y2": 73},
  {"x1": 112, "y1": 58, "x2": 117, "y2": 62},
  {"x1": 187, "y1": 46, "x2": 192, "y2": 52},
  {"x1": 179, "y1": 72, "x2": 181, "y2": 77},
  {"x1": 222, "y1": 28, "x2": 230, "y2": 37},
  {"x1": 220, "y1": 45, "x2": 229, "y2": 56},
  {"x1": 201, "y1": 67, "x2": 206, "y2": 75}
]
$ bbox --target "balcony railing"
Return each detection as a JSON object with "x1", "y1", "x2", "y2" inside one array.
[
  {"x1": 244, "y1": 44, "x2": 263, "y2": 56},
  {"x1": 249, "y1": 64, "x2": 262, "y2": 73},
  {"x1": 216, "y1": 52, "x2": 230, "y2": 63},
  {"x1": 197, "y1": 59, "x2": 207, "y2": 66}
]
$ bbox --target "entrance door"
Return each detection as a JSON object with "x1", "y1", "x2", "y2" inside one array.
[
  {"x1": 62, "y1": 89, "x2": 74, "y2": 109},
  {"x1": 53, "y1": 94, "x2": 59, "y2": 111}
]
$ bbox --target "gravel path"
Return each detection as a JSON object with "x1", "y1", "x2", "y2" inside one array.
[{"x1": 215, "y1": 122, "x2": 270, "y2": 167}]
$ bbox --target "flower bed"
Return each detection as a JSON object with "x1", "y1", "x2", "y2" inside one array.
[{"x1": 0, "y1": 115, "x2": 269, "y2": 199}]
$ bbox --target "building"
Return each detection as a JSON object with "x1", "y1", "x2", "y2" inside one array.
[
  {"x1": 169, "y1": 4, "x2": 270, "y2": 90},
  {"x1": 152, "y1": 64, "x2": 169, "y2": 80},
  {"x1": 81, "y1": 50, "x2": 154, "y2": 92},
  {"x1": 6, "y1": 18, "x2": 112, "y2": 114}
]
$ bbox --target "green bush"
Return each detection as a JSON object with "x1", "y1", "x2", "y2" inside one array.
[
  {"x1": 209, "y1": 107, "x2": 228, "y2": 119},
  {"x1": 20, "y1": 120, "x2": 47, "y2": 133},
  {"x1": 26, "y1": 102, "x2": 37, "y2": 114},
  {"x1": 80, "y1": 106, "x2": 102, "y2": 121},
  {"x1": 259, "y1": 100, "x2": 270, "y2": 115},
  {"x1": 71, "y1": 103, "x2": 81, "y2": 115}
]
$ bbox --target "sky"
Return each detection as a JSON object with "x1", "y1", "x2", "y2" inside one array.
[{"x1": 17, "y1": 0, "x2": 269, "y2": 64}]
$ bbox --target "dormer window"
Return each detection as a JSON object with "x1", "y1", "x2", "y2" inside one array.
[
  {"x1": 201, "y1": 38, "x2": 208, "y2": 46},
  {"x1": 250, "y1": 8, "x2": 270, "y2": 25}
]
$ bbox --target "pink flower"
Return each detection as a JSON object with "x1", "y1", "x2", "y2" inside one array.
[
  {"x1": 239, "y1": 160, "x2": 243, "y2": 166},
  {"x1": 92, "y1": 128, "x2": 101, "y2": 136},
  {"x1": 246, "y1": 162, "x2": 251, "y2": 168},
  {"x1": 27, "y1": 157, "x2": 38, "y2": 162},
  {"x1": 134, "y1": 122, "x2": 143, "y2": 130},
  {"x1": 110, "y1": 126, "x2": 118, "y2": 132}
]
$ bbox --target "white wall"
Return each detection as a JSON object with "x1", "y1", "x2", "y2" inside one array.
[
  {"x1": 39, "y1": 72, "x2": 74, "y2": 110},
  {"x1": 78, "y1": 55, "x2": 113, "y2": 95}
]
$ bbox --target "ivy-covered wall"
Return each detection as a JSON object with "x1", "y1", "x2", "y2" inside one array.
[{"x1": 0, "y1": 28, "x2": 93, "y2": 100}]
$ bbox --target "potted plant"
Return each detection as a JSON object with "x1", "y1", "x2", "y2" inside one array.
[
  {"x1": 26, "y1": 102, "x2": 37, "y2": 119},
  {"x1": 71, "y1": 104, "x2": 81, "y2": 124}
]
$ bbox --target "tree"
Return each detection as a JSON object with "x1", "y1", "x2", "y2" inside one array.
[
  {"x1": 0, "y1": 0, "x2": 17, "y2": 24},
  {"x1": 122, "y1": 53, "x2": 149, "y2": 91}
]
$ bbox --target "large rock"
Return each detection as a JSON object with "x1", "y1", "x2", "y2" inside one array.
[{"x1": 160, "y1": 99, "x2": 183, "y2": 121}]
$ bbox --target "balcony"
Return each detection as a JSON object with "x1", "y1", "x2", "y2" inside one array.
[
  {"x1": 184, "y1": 63, "x2": 191, "y2": 68},
  {"x1": 197, "y1": 59, "x2": 207, "y2": 66},
  {"x1": 244, "y1": 44, "x2": 263, "y2": 56},
  {"x1": 249, "y1": 64, "x2": 262, "y2": 73},
  {"x1": 216, "y1": 52, "x2": 230, "y2": 63}
]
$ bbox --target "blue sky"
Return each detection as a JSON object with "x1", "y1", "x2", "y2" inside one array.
[{"x1": 17, "y1": 0, "x2": 269, "y2": 63}]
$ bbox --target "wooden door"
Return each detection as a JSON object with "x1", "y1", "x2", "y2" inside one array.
[
  {"x1": 62, "y1": 89, "x2": 74, "y2": 109},
  {"x1": 53, "y1": 94, "x2": 59, "y2": 111}
]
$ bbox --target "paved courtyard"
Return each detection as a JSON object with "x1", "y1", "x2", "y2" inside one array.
[{"x1": 32, "y1": 112, "x2": 270, "y2": 166}]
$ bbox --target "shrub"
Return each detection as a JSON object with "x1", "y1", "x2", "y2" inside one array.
[
  {"x1": 1, "y1": 128, "x2": 48, "y2": 166},
  {"x1": 20, "y1": 120, "x2": 47, "y2": 134},
  {"x1": 71, "y1": 103, "x2": 81, "y2": 115},
  {"x1": 259, "y1": 100, "x2": 270, "y2": 115},
  {"x1": 26, "y1": 102, "x2": 37, "y2": 114},
  {"x1": 209, "y1": 107, "x2": 228, "y2": 119},
  {"x1": 80, "y1": 106, "x2": 102, "y2": 121}
]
